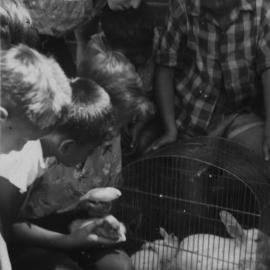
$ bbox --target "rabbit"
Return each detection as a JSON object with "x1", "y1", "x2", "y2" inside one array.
[
  {"x1": 174, "y1": 210, "x2": 262, "y2": 270},
  {"x1": 58, "y1": 187, "x2": 121, "y2": 213},
  {"x1": 131, "y1": 227, "x2": 179, "y2": 270},
  {"x1": 131, "y1": 248, "x2": 161, "y2": 270},
  {"x1": 69, "y1": 214, "x2": 126, "y2": 242}
]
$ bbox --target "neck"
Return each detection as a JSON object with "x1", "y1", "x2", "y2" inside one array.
[{"x1": 39, "y1": 136, "x2": 56, "y2": 159}]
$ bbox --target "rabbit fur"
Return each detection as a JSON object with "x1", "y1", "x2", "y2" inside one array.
[
  {"x1": 131, "y1": 227, "x2": 179, "y2": 270},
  {"x1": 69, "y1": 214, "x2": 126, "y2": 242},
  {"x1": 173, "y1": 210, "x2": 267, "y2": 270}
]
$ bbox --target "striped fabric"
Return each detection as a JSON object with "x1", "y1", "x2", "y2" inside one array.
[
  {"x1": 156, "y1": 0, "x2": 270, "y2": 135},
  {"x1": 23, "y1": 0, "x2": 106, "y2": 36}
]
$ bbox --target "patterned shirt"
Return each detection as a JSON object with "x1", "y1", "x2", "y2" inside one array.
[
  {"x1": 156, "y1": 0, "x2": 270, "y2": 135},
  {"x1": 23, "y1": 0, "x2": 106, "y2": 36},
  {"x1": 21, "y1": 136, "x2": 121, "y2": 219}
]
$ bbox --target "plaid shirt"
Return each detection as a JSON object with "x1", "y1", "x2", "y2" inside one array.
[
  {"x1": 23, "y1": 0, "x2": 106, "y2": 36},
  {"x1": 156, "y1": 0, "x2": 270, "y2": 135}
]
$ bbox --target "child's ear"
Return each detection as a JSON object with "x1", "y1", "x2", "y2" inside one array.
[{"x1": 58, "y1": 139, "x2": 75, "y2": 155}]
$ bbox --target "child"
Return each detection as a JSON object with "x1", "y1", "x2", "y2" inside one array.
[
  {"x1": 75, "y1": 3, "x2": 161, "y2": 154},
  {"x1": 0, "y1": 45, "x2": 116, "y2": 268},
  {"x1": 12, "y1": 49, "x2": 150, "y2": 270},
  {"x1": 79, "y1": 47, "x2": 152, "y2": 127},
  {"x1": 11, "y1": 78, "x2": 129, "y2": 270},
  {"x1": 0, "y1": 0, "x2": 37, "y2": 49}
]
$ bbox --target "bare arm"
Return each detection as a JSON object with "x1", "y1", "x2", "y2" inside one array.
[
  {"x1": 146, "y1": 65, "x2": 177, "y2": 151},
  {"x1": 0, "y1": 177, "x2": 25, "y2": 237},
  {"x1": 0, "y1": 233, "x2": 11, "y2": 270},
  {"x1": 12, "y1": 220, "x2": 119, "y2": 251},
  {"x1": 262, "y1": 68, "x2": 270, "y2": 160}
]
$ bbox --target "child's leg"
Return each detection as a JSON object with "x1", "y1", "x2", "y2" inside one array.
[
  {"x1": 95, "y1": 249, "x2": 133, "y2": 270},
  {"x1": 73, "y1": 248, "x2": 133, "y2": 270},
  {"x1": 224, "y1": 112, "x2": 264, "y2": 158},
  {"x1": 11, "y1": 247, "x2": 82, "y2": 270}
]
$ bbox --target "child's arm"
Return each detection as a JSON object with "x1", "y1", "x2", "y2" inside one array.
[
  {"x1": 146, "y1": 65, "x2": 177, "y2": 152},
  {"x1": 12, "y1": 220, "x2": 119, "y2": 250},
  {"x1": 0, "y1": 177, "x2": 25, "y2": 235},
  {"x1": 0, "y1": 233, "x2": 12, "y2": 270},
  {"x1": 262, "y1": 68, "x2": 270, "y2": 160}
]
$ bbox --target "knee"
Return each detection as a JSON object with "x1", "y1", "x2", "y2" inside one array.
[{"x1": 95, "y1": 250, "x2": 133, "y2": 270}]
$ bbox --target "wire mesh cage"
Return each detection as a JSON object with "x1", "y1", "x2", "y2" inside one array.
[{"x1": 113, "y1": 137, "x2": 270, "y2": 270}]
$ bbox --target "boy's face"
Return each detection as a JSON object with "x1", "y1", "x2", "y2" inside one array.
[
  {"x1": 0, "y1": 98, "x2": 41, "y2": 153},
  {"x1": 107, "y1": 0, "x2": 142, "y2": 10}
]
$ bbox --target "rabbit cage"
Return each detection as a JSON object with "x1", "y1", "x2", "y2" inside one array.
[{"x1": 113, "y1": 137, "x2": 270, "y2": 270}]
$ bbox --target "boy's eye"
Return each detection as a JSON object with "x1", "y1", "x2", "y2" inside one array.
[{"x1": 0, "y1": 107, "x2": 8, "y2": 122}]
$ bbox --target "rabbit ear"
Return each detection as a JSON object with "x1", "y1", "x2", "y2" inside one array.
[
  {"x1": 160, "y1": 227, "x2": 169, "y2": 239},
  {"x1": 159, "y1": 227, "x2": 179, "y2": 247},
  {"x1": 220, "y1": 211, "x2": 244, "y2": 240}
]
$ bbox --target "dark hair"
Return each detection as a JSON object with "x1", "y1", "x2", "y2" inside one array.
[
  {"x1": 78, "y1": 48, "x2": 153, "y2": 125},
  {"x1": 0, "y1": 0, "x2": 37, "y2": 48},
  {"x1": 56, "y1": 78, "x2": 116, "y2": 146},
  {"x1": 100, "y1": 3, "x2": 153, "y2": 52}
]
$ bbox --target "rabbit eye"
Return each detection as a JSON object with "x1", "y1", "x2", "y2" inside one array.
[{"x1": 255, "y1": 238, "x2": 261, "y2": 243}]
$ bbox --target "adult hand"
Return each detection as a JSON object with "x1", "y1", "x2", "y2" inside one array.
[
  {"x1": 64, "y1": 218, "x2": 117, "y2": 249},
  {"x1": 145, "y1": 129, "x2": 178, "y2": 153},
  {"x1": 263, "y1": 122, "x2": 270, "y2": 161}
]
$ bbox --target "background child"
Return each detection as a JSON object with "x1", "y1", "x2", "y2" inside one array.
[{"x1": 75, "y1": 3, "x2": 161, "y2": 155}]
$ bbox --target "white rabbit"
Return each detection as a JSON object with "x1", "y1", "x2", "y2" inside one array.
[
  {"x1": 58, "y1": 187, "x2": 121, "y2": 213},
  {"x1": 174, "y1": 211, "x2": 261, "y2": 270},
  {"x1": 69, "y1": 214, "x2": 126, "y2": 242},
  {"x1": 131, "y1": 227, "x2": 179, "y2": 270}
]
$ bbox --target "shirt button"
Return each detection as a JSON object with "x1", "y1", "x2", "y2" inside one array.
[
  {"x1": 199, "y1": 90, "x2": 203, "y2": 94},
  {"x1": 204, "y1": 94, "x2": 209, "y2": 99},
  {"x1": 31, "y1": 1, "x2": 36, "y2": 5}
]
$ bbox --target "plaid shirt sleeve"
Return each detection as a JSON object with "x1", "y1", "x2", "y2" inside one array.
[
  {"x1": 256, "y1": 2, "x2": 270, "y2": 73},
  {"x1": 155, "y1": 0, "x2": 187, "y2": 67}
]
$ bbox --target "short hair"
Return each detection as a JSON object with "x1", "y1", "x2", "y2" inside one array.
[
  {"x1": 78, "y1": 48, "x2": 153, "y2": 125},
  {"x1": 0, "y1": 0, "x2": 37, "y2": 48},
  {"x1": 56, "y1": 78, "x2": 116, "y2": 146},
  {"x1": 100, "y1": 3, "x2": 153, "y2": 57},
  {"x1": 0, "y1": 44, "x2": 72, "y2": 129}
]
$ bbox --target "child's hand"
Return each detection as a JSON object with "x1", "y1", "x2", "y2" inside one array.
[
  {"x1": 78, "y1": 200, "x2": 112, "y2": 217},
  {"x1": 145, "y1": 129, "x2": 178, "y2": 153},
  {"x1": 65, "y1": 218, "x2": 117, "y2": 249}
]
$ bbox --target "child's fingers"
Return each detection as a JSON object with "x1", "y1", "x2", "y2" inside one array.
[
  {"x1": 145, "y1": 135, "x2": 174, "y2": 153},
  {"x1": 87, "y1": 234, "x2": 120, "y2": 246}
]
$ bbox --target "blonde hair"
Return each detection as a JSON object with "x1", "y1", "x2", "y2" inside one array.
[
  {"x1": 79, "y1": 47, "x2": 153, "y2": 125},
  {"x1": 0, "y1": 0, "x2": 36, "y2": 48},
  {"x1": 0, "y1": 44, "x2": 72, "y2": 129}
]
